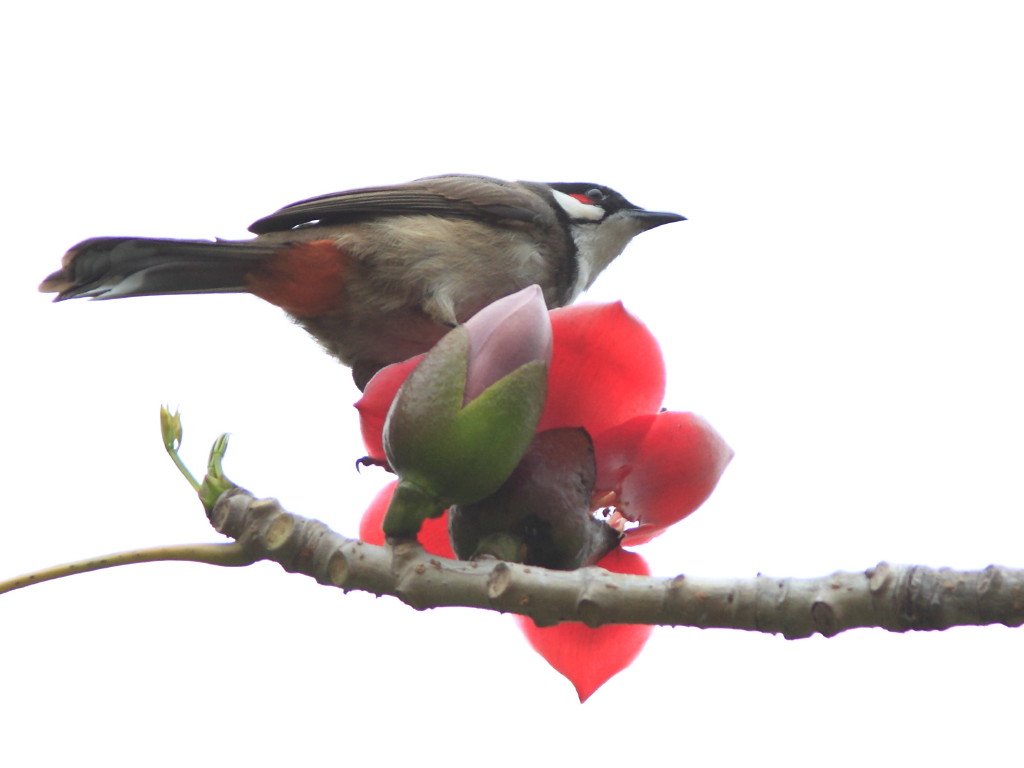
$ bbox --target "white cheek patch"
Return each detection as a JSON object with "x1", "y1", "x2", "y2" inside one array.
[
  {"x1": 551, "y1": 189, "x2": 605, "y2": 221},
  {"x1": 569, "y1": 212, "x2": 643, "y2": 298}
]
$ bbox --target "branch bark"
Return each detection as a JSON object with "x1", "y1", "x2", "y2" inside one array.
[{"x1": 211, "y1": 488, "x2": 1024, "y2": 638}]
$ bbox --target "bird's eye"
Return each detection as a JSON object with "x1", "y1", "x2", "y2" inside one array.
[{"x1": 586, "y1": 188, "x2": 606, "y2": 203}]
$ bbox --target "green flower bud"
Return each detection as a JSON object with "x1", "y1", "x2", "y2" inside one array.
[{"x1": 382, "y1": 286, "x2": 552, "y2": 538}]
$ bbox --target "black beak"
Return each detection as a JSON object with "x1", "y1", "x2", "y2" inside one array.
[{"x1": 630, "y1": 209, "x2": 687, "y2": 231}]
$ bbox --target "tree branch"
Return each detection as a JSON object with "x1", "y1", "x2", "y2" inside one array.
[
  {"x1": 0, "y1": 543, "x2": 255, "y2": 596},
  {"x1": 211, "y1": 488, "x2": 1024, "y2": 638}
]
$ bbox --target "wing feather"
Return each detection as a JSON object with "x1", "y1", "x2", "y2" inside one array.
[{"x1": 248, "y1": 175, "x2": 556, "y2": 234}]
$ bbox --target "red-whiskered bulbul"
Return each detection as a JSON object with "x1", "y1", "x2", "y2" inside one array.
[{"x1": 40, "y1": 174, "x2": 684, "y2": 388}]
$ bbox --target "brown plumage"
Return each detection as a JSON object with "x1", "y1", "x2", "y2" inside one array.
[{"x1": 40, "y1": 174, "x2": 684, "y2": 387}]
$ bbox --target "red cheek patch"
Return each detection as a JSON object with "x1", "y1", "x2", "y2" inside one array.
[
  {"x1": 247, "y1": 239, "x2": 349, "y2": 317},
  {"x1": 569, "y1": 193, "x2": 595, "y2": 204}
]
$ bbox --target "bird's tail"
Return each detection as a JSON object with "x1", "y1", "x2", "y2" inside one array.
[{"x1": 38, "y1": 237, "x2": 279, "y2": 301}]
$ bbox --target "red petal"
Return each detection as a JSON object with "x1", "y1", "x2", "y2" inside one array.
[
  {"x1": 539, "y1": 303, "x2": 665, "y2": 436},
  {"x1": 514, "y1": 548, "x2": 653, "y2": 702},
  {"x1": 593, "y1": 412, "x2": 733, "y2": 546},
  {"x1": 355, "y1": 355, "x2": 422, "y2": 461},
  {"x1": 359, "y1": 480, "x2": 455, "y2": 558}
]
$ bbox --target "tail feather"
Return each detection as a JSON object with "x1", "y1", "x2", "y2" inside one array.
[{"x1": 39, "y1": 237, "x2": 278, "y2": 301}]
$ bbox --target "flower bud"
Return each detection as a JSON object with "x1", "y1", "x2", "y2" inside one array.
[
  {"x1": 381, "y1": 285, "x2": 552, "y2": 537},
  {"x1": 449, "y1": 427, "x2": 621, "y2": 570}
]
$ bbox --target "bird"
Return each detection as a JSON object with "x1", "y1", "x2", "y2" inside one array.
[{"x1": 40, "y1": 174, "x2": 684, "y2": 388}]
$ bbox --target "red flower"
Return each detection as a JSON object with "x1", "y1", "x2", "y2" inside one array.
[
  {"x1": 514, "y1": 548, "x2": 652, "y2": 702},
  {"x1": 355, "y1": 301, "x2": 732, "y2": 700}
]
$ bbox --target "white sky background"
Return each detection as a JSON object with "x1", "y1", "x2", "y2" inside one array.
[{"x1": 2, "y1": 1, "x2": 1023, "y2": 764}]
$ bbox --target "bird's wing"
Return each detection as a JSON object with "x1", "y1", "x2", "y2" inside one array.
[{"x1": 248, "y1": 175, "x2": 556, "y2": 234}]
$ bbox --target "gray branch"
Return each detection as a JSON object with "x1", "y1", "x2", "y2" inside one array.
[{"x1": 211, "y1": 489, "x2": 1024, "y2": 638}]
